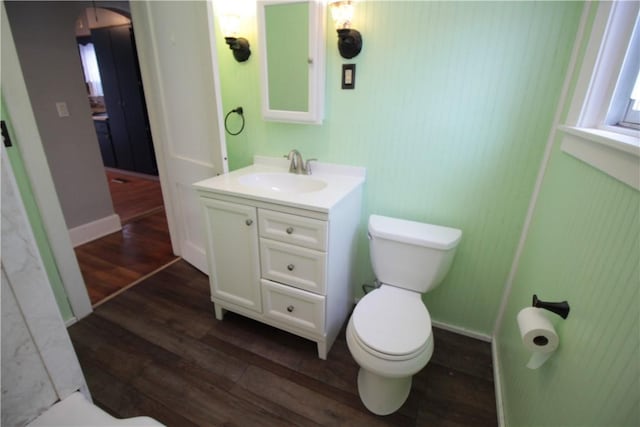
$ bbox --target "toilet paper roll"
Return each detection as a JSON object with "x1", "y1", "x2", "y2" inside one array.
[{"x1": 517, "y1": 307, "x2": 559, "y2": 369}]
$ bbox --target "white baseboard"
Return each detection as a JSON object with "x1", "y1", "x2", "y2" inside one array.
[
  {"x1": 68, "y1": 214, "x2": 121, "y2": 247},
  {"x1": 64, "y1": 316, "x2": 78, "y2": 328},
  {"x1": 431, "y1": 320, "x2": 492, "y2": 343},
  {"x1": 492, "y1": 339, "x2": 506, "y2": 427}
]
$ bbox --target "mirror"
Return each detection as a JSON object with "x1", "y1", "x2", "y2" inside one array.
[{"x1": 257, "y1": 0, "x2": 325, "y2": 124}]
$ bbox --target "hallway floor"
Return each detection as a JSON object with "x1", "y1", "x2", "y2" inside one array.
[
  {"x1": 75, "y1": 169, "x2": 177, "y2": 306},
  {"x1": 68, "y1": 260, "x2": 498, "y2": 426},
  {"x1": 74, "y1": 209, "x2": 178, "y2": 306},
  {"x1": 106, "y1": 169, "x2": 164, "y2": 225}
]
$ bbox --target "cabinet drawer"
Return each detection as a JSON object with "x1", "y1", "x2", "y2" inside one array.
[
  {"x1": 260, "y1": 238, "x2": 327, "y2": 294},
  {"x1": 258, "y1": 209, "x2": 327, "y2": 251},
  {"x1": 261, "y1": 280, "x2": 325, "y2": 335}
]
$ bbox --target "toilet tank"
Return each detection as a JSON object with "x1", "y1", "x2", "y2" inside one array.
[{"x1": 368, "y1": 215, "x2": 462, "y2": 293}]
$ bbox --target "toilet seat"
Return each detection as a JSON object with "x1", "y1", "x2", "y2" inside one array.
[{"x1": 352, "y1": 286, "x2": 431, "y2": 358}]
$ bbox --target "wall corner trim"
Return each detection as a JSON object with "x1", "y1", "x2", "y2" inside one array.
[
  {"x1": 492, "y1": 339, "x2": 506, "y2": 427},
  {"x1": 68, "y1": 214, "x2": 122, "y2": 247}
]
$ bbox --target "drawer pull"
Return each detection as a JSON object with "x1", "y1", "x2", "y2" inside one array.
[
  {"x1": 287, "y1": 264, "x2": 295, "y2": 271},
  {"x1": 245, "y1": 219, "x2": 253, "y2": 226},
  {"x1": 287, "y1": 305, "x2": 295, "y2": 313},
  {"x1": 286, "y1": 226, "x2": 294, "y2": 234}
]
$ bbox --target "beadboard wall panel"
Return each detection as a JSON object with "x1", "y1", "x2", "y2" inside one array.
[
  {"x1": 215, "y1": 1, "x2": 584, "y2": 335},
  {"x1": 495, "y1": 140, "x2": 639, "y2": 426}
]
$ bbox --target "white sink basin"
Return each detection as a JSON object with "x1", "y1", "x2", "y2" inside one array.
[{"x1": 237, "y1": 172, "x2": 328, "y2": 194}]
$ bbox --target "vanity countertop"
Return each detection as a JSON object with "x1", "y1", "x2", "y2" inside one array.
[{"x1": 193, "y1": 156, "x2": 365, "y2": 213}]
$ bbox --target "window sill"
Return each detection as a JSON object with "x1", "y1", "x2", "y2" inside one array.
[{"x1": 559, "y1": 125, "x2": 640, "y2": 191}]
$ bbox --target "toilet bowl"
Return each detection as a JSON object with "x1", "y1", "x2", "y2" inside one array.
[
  {"x1": 347, "y1": 215, "x2": 461, "y2": 415},
  {"x1": 346, "y1": 285, "x2": 434, "y2": 415},
  {"x1": 27, "y1": 392, "x2": 164, "y2": 426}
]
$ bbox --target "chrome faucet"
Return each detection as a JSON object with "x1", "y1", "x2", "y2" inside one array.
[
  {"x1": 285, "y1": 149, "x2": 303, "y2": 173},
  {"x1": 284, "y1": 149, "x2": 316, "y2": 175}
]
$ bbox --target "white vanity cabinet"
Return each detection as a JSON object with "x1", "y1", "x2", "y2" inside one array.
[{"x1": 195, "y1": 159, "x2": 364, "y2": 360}]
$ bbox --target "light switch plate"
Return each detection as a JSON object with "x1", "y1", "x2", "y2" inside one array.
[
  {"x1": 342, "y1": 64, "x2": 356, "y2": 90},
  {"x1": 56, "y1": 102, "x2": 70, "y2": 118}
]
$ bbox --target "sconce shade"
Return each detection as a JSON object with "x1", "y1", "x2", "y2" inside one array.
[
  {"x1": 329, "y1": 1, "x2": 362, "y2": 59},
  {"x1": 220, "y1": 13, "x2": 241, "y2": 38},
  {"x1": 329, "y1": 1, "x2": 355, "y2": 29},
  {"x1": 220, "y1": 12, "x2": 250, "y2": 62},
  {"x1": 225, "y1": 37, "x2": 251, "y2": 62}
]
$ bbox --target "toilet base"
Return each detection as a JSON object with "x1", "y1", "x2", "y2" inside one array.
[{"x1": 357, "y1": 368, "x2": 412, "y2": 416}]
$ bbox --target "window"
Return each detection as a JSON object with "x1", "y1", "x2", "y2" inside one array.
[
  {"x1": 605, "y1": 13, "x2": 640, "y2": 132},
  {"x1": 78, "y1": 42, "x2": 103, "y2": 97},
  {"x1": 560, "y1": 1, "x2": 640, "y2": 191},
  {"x1": 618, "y1": 71, "x2": 640, "y2": 129}
]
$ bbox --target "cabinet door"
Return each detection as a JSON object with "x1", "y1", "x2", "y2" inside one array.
[
  {"x1": 94, "y1": 120, "x2": 117, "y2": 168},
  {"x1": 109, "y1": 25, "x2": 157, "y2": 175},
  {"x1": 92, "y1": 25, "x2": 157, "y2": 175},
  {"x1": 92, "y1": 26, "x2": 134, "y2": 171},
  {"x1": 201, "y1": 198, "x2": 261, "y2": 313}
]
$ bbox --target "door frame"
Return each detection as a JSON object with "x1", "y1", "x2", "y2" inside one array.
[
  {"x1": 1, "y1": 0, "x2": 228, "y2": 322},
  {"x1": 1, "y1": 3, "x2": 93, "y2": 321}
]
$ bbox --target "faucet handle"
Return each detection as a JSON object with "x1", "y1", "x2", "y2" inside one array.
[{"x1": 304, "y1": 158, "x2": 317, "y2": 175}]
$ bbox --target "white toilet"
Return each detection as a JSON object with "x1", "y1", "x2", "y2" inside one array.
[
  {"x1": 27, "y1": 392, "x2": 164, "y2": 426},
  {"x1": 346, "y1": 214, "x2": 462, "y2": 415}
]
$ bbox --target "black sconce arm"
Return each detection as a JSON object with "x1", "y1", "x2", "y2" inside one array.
[{"x1": 225, "y1": 37, "x2": 251, "y2": 62}]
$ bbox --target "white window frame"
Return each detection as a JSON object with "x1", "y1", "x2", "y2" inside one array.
[{"x1": 559, "y1": 1, "x2": 640, "y2": 191}]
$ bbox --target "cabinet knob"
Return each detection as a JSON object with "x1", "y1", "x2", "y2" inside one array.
[
  {"x1": 287, "y1": 264, "x2": 295, "y2": 271},
  {"x1": 245, "y1": 219, "x2": 253, "y2": 226},
  {"x1": 286, "y1": 226, "x2": 294, "y2": 234},
  {"x1": 287, "y1": 305, "x2": 294, "y2": 313}
]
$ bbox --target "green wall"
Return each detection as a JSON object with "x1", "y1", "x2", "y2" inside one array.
[
  {"x1": 1, "y1": 97, "x2": 74, "y2": 321},
  {"x1": 494, "y1": 3, "x2": 640, "y2": 425},
  {"x1": 215, "y1": 1, "x2": 584, "y2": 335},
  {"x1": 496, "y1": 142, "x2": 639, "y2": 426}
]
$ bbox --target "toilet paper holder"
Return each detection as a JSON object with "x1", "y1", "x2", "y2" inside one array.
[{"x1": 532, "y1": 294, "x2": 570, "y2": 319}]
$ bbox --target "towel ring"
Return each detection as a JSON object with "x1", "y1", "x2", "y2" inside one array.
[{"x1": 224, "y1": 107, "x2": 245, "y2": 136}]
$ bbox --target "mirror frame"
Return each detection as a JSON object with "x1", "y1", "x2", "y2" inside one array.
[{"x1": 257, "y1": 0, "x2": 326, "y2": 124}]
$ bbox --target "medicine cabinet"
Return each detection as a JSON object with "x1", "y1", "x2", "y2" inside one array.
[{"x1": 257, "y1": 0, "x2": 326, "y2": 124}]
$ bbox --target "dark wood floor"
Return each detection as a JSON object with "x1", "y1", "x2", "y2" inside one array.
[
  {"x1": 75, "y1": 168, "x2": 175, "y2": 306},
  {"x1": 68, "y1": 261, "x2": 497, "y2": 426},
  {"x1": 106, "y1": 169, "x2": 164, "y2": 224},
  {"x1": 74, "y1": 209, "x2": 178, "y2": 306}
]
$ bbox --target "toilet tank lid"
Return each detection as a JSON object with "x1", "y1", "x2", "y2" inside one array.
[{"x1": 369, "y1": 215, "x2": 462, "y2": 250}]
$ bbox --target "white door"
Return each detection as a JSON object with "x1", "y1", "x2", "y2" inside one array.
[{"x1": 130, "y1": 1, "x2": 228, "y2": 273}]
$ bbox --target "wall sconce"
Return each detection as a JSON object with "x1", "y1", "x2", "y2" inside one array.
[
  {"x1": 329, "y1": 1, "x2": 362, "y2": 59},
  {"x1": 220, "y1": 13, "x2": 251, "y2": 62}
]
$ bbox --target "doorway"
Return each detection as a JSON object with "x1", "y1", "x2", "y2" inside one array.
[
  {"x1": 73, "y1": 5, "x2": 176, "y2": 306},
  {"x1": 4, "y1": 0, "x2": 228, "y2": 320}
]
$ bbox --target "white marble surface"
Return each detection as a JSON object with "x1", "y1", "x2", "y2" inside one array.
[
  {"x1": 193, "y1": 156, "x2": 366, "y2": 213},
  {"x1": 1, "y1": 151, "x2": 87, "y2": 425},
  {"x1": 1, "y1": 271, "x2": 57, "y2": 427}
]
